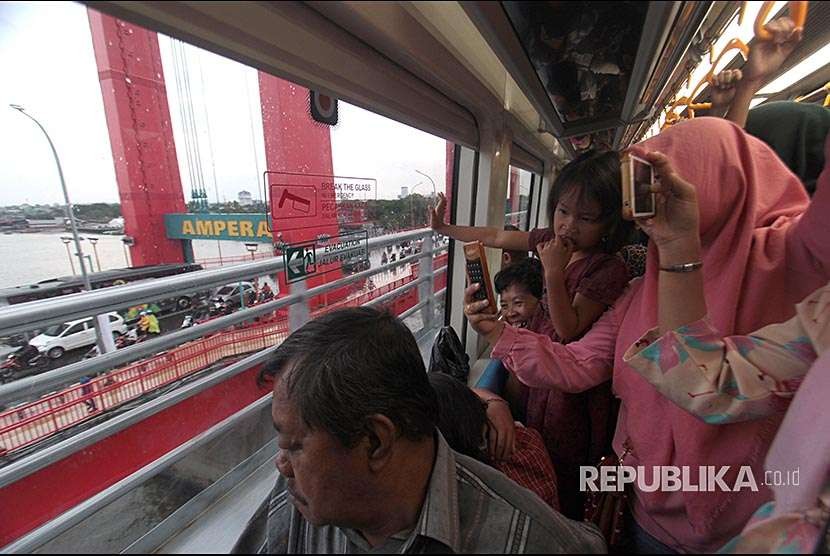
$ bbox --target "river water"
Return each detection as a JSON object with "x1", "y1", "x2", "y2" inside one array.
[
  {"x1": 0, "y1": 231, "x2": 414, "y2": 289},
  {"x1": 0, "y1": 232, "x2": 280, "y2": 288}
]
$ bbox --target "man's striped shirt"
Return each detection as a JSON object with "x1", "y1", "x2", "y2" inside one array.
[{"x1": 261, "y1": 433, "x2": 606, "y2": 554}]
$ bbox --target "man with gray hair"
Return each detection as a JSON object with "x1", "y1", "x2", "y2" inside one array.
[{"x1": 243, "y1": 307, "x2": 605, "y2": 554}]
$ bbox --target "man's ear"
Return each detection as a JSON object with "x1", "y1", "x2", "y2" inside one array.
[{"x1": 363, "y1": 414, "x2": 396, "y2": 472}]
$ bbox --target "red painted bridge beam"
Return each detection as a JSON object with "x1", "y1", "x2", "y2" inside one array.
[
  {"x1": 88, "y1": 10, "x2": 187, "y2": 266},
  {"x1": 258, "y1": 73, "x2": 347, "y2": 305}
]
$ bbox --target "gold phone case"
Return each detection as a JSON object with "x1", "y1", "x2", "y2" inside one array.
[
  {"x1": 620, "y1": 152, "x2": 635, "y2": 221},
  {"x1": 463, "y1": 241, "x2": 497, "y2": 315},
  {"x1": 620, "y1": 152, "x2": 655, "y2": 220}
]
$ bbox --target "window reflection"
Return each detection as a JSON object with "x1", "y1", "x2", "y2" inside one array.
[{"x1": 505, "y1": 166, "x2": 534, "y2": 231}]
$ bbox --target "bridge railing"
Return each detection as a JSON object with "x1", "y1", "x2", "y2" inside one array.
[
  {"x1": 0, "y1": 228, "x2": 446, "y2": 408},
  {"x1": 195, "y1": 250, "x2": 276, "y2": 268},
  {"x1": 0, "y1": 232, "x2": 448, "y2": 458},
  {"x1": 0, "y1": 317, "x2": 290, "y2": 455}
]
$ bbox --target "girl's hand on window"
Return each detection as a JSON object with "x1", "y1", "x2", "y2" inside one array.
[{"x1": 429, "y1": 193, "x2": 448, "y2": 231}]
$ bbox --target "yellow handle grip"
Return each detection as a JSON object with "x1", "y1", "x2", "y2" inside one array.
[
  {"x1": 755, "y1": 1, "x2": 808, "y2": 41},
  {"x1": 791, "y1": 1, "x2": 809, "y2": 27},
  {"x1": 687, "y1": 38, "x2": 749, "y2": 111}
]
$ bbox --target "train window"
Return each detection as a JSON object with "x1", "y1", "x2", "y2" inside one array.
[
  {"x1": 0, "y1": 3, "x2": 455, "y2": 552},
  {"x1": 0, "y1": 4, "x2": 462, "y2": 551},
  {"x1": 157, "y1": 37, "x2": 455, "y2": 334},
  {"x1": 16, "y1": 0, "x2": 830, "y2": 553},
  {"x1": 505, "y1": 166, "x2": 534, "y2": 231}
]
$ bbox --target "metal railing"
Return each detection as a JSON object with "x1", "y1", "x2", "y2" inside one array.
[
  {"x1": 0, "y1": 233, "x2": 449, "y2": 554},
  {"x1": 0, "y1": 261, "x2": 449, "y2": 457},
  {"x1": 504, "y1": 209, "x2": 529, "y2": 218},
  {"x1": 0, "y1": 345, "x2": 277, "y2": 491},
  {"x1": 0, "y1": 315, "x2": 290, "y2": 455},
  {"x1": 0, "y1": 229, "x2": 447, "y2": 487},
  {"x1": 0, "y1": 229, "x2": 447, "y2": 406},
  {"x1": 1, "y1": 393, "x2": 275, "y2": 554},
  {"x1": 0, "y1": 228, "x2": 440, "y2": 337}
]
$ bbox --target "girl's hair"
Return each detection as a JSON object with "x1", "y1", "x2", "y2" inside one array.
[
  {"x1": 494, "y1": 258, "x2": 544, "y2": 299},
  {"x1": 546, "y1": 149, "x2": 635, "y2": 254},
  {"x1": 428, "y1": 372, "x2": 491, "y2": 465},
  {"x1": 502, "y1": 224, "x2": 529, "y2": 264}
]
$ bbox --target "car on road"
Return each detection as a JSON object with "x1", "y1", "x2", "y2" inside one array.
[
  {"x1": 210, "y1": 282, "x2": 256, "y2": 311},
  {"x1": 30, "y1": 313, "x2": 128, "y2": 359}
]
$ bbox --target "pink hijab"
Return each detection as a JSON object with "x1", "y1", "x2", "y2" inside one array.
[
  {"x1": 764, "y1": 132, "x2": 830, "y2": 520},
  {"x1": 614, "y1": 117, "x2": 828, "y2": 548},
  {"x1": 765, "y1": 299, "x2": 830, "y2": 518}
]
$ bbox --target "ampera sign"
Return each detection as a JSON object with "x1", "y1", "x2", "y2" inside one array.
[{"x1": 163, "y1": 214, "x2": 273, "y2": 242}]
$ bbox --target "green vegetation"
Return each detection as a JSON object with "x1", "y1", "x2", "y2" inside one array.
[
  {"x1": 190, "y1": 196, "x2": 433, "y2": 231},
  {"x1": 193, "y1": 201, "x2": 269, "y2": 214},
  {"x1": 0, "y1": 203, "x2": 121, "y2": 222},
  {"x1": 365, "y1": 195, "x2": 431, "y2": 231},
  {"x1": 74, "y1": 203, "x2": 122, "y2": 221},
  {"x1": 0, "y1": 192, "x2": 486, "y2": 232}
]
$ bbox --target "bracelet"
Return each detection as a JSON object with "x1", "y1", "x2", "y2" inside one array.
[
  {"x1": 659, "y1": 261, "x2": 703, "y2": 273},
  {"x1": 483, "y1": 397, "x2": 508, "y2": 407}
]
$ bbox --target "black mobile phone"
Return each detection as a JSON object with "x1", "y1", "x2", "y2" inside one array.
[{"x1": 463, "y1": 241, "x2": 497, "y2": 314}]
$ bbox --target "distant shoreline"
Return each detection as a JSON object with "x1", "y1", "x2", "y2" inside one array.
[{"x1": 1, "y1": 229, "x2": 124, "y2": 236}]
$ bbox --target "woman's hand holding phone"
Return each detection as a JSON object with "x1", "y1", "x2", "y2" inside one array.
[
  {"x1": 464, "y1": 283, "x2": 505, "y2": 344},
  {"x1": 636, "y1": 152, "x2": 707, "y2": 335},
  {"x1": 634, "y1": 152, "x2": 700, "y2": 256}
]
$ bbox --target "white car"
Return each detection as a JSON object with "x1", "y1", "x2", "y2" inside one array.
[
  {"x1": 30, "y1": 313, "x2": 128, "y2": 359},
  {"x1": 211, "y1": 282, "x2": 256, "y2": 309}
]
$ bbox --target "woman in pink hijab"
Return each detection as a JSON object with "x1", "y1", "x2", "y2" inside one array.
[
  {"x1": 622, "y1": 277, "x2": 829, "y2": 552},
  {"x1": 464, "y1": 117, "x2": 830, "y2": 552}
]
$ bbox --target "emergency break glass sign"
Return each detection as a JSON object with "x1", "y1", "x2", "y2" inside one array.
[
  {"x1": 266, "y1": 172, "x2": 376, "y2": 282},
  {"x1": 266, "y1": 172, "x2": 377, "y2": 231}
]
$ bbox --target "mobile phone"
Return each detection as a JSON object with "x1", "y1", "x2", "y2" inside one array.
[
  {"x1": 463, "y1": 241, "x2": 497, "y2": 315},
  {"x1": 621, "y1": 153, "x2": 656, "y2": 220}
]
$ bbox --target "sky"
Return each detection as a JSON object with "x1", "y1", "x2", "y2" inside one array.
[{"x1": 0, "y1": 1, "x2": 448, "y2": 206}]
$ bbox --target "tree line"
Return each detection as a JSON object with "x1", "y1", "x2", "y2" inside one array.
[
  {"x1": 0, "y1": 203, "x2": 122, "y2": 222},
  {"x1": 1, "y1": 194, "x2": 452, "y2": 230}
]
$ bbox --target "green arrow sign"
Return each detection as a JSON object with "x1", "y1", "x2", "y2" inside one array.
[{"x1": 284, "y1": 244, "x2": 317, "y2": 282}]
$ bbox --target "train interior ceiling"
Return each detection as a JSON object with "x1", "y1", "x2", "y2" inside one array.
[
  {"x1": 2, "y1": 0, "x2": 829, "y2": 553},
  {"x1": 90, "y1": 1, "x2": 830, "y2": 160}
]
